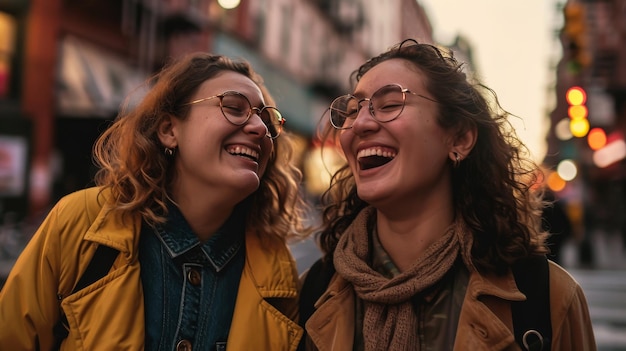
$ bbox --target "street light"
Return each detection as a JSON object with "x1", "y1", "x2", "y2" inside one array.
[{"x1": 217, "y1": 0, "x2": 241, "y2": 10}]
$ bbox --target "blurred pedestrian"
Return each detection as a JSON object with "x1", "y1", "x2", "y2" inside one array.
[
  {"x1": 0, "y1": 53, "x2": 308, "y2": 350},
  {"x1": 299, "y1": 39, "x2": 596, "y2": 351},
  {"x1": 542, "y1": 189, "x2": 573, "y2": 265}
]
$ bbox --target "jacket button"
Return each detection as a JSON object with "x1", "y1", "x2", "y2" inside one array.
[
  {"x1": 187, "y1": 268, "x2": 201, "y2": 286},
  {"x1": 176, "y1": 339, "x2": 192, "y2": 351}
]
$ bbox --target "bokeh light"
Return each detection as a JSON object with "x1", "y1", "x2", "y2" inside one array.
[
  {"x1": 217, "y1": 0, "x2": 241, "y2": 10},
  {"x1": 555, "y1": 118, "x2": 573, "y2": 140},
  {"x1": 565, "y1": 86, "x2": 587, "y2": 105},
  {"x1": 568, "y1": 105, "x2": 588, "y2": 119},
  {"x1": 570, "y1": 118, "x2": 589, "y2": 138},
  {"x1": 593, "y1": 139, "x2": 626, "y2": 168},
  {"x1": 587, "y1": 128, "x2": 607, "y2": 151},
  {"x1": 547, "y1": 171, "x2": 566, "y2": 192},
  {"x1": 557, "y1": 159, "x2": 577, "y2": 181}
]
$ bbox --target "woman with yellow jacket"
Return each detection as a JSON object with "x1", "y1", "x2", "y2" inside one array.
[{"x1": 0, "y1": 53, "x2": 307, "y2": 350}]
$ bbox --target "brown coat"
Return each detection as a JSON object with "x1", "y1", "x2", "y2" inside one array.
[{"x1": 303, "y1": 261, "x2": 596, "y2": 351}]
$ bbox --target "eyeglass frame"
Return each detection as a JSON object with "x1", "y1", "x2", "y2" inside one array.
[
  {"x1": 329, "y1": 84, "x2": 438, "y2": 130},
  {"x1": 183, "y1": 91, "x2": 286, "y2": 139}
]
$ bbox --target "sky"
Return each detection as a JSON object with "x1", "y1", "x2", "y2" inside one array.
[{"x1": 419, "y1": 0, "x2": 561, "y2": 163}]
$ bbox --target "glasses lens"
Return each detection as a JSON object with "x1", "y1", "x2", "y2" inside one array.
[
  {"x1": 330, "y1": 95, "x2": 359, "y2": 129},
  {"x1": 220, "y1": 93, "x2": 251, "y2": 125},
  {"x1": 260, "y1": 107, "x2": 284, "y2": 139},
  {"x1": 371, "y1": 85, "x2": 405, "y2": 122}
]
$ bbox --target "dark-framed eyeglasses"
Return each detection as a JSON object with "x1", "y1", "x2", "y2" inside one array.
[
  {"x1": 184, "y1": 91, "x2": 285, "y2": 139},
  {"x1": 329, "y1": 84, "x2": 438, "y2": 130}
]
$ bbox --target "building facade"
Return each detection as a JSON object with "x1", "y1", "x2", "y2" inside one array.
[
  {"x1": 0, "y1": 0, "x2": 434, "y2": 221},
  {"x1": 546, "y1": 0, "x2": 626, "y2": 267}
]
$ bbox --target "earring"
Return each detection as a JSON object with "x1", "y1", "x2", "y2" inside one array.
[
  {"x1": 164, "y1": 147, "x2": 175, "y2": 157},
  {"x1": 453, "y1": 152, "x2": 461, "y2": 168}
]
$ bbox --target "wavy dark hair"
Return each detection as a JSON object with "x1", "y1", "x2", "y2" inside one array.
[
  {"x1": 318, "y1": 39, "x2": 547, "y2": 274},
  {"x1": 93, "y1": 53, "x2": 309, "y2": 240}
]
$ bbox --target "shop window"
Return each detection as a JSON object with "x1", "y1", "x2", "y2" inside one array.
[{"x1": 0, "y1": 12, "x2": 16, "y2": 100}]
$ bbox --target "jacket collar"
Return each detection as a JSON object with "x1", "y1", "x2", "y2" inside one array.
[
  {"x1": 307, "y1": 266, "x2": 528, "y2": 351},
  {"x1": 243, "y1": 229, "x2": 299, "y2": 298},
  {"x1": 454, "y1": 268, "x2": 526, "y2": 350},
  {"x1": 81, "y1": 188, "x2": 299, "y2": 299},
  {"x1": 82, "y1": 187, "x2": 141, "y2": 257},
  {"x1": 307, "y1": 274, "x2": 355, "y2": 350}
]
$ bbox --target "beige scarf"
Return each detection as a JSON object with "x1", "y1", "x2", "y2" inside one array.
[{"x1": 333, "y1": 207, "x2": 473, "y2": 351}]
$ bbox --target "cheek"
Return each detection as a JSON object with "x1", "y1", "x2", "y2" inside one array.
[
  {"x1": 339, "y1": 132, "x2": 353, "y2": 159},
  {"x1": 258, "y1": 140, "x2": 274, "y2": 176}
]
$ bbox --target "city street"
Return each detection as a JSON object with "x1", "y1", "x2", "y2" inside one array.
[
  {"x1": 562, "y1": 232, "x2": 626, "y2": 351},
  {"x1": 570, "y1": 268, "x2": 626, "y2": 351}
]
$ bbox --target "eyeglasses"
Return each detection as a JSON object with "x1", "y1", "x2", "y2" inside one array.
[
  {"x1": 329, "y1": 84, "x2": 438, "y2": 130},
  {"x1": 185, "y1": 91, "x2": 285, "y2": 139}
]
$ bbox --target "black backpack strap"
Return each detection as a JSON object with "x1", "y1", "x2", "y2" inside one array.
[
  {"x1": 53, "y1": 245, "x2": 119, "y2": 348},
  {"x1": 511, "y1": 254, "x2": 552, "y2": 351},
  {"x1": 297, "y1": 258, "x2": 335, "y2": 351}
]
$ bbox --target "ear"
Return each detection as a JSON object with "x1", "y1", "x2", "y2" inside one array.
[
  {"x1": 448, "y1": 126, "x2": 477, "y2": 162},
  {"x1": 157, "y1": 115, "x2": 178, "y2": 148}
]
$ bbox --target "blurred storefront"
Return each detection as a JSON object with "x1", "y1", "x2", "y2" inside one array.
[{"x1": 546, "y1": 0, "x2": 626, "y2": 268}]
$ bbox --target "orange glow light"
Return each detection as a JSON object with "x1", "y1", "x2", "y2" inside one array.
[
  {"x1": 547, "y1": 172, "x2": 566, "y2": 192},
  {"x1": 568, "y1": 105, "x2": 588, "y2": 119},
  {"x1": 587, "y1": 128, "x2": 607, "y2": 150}
]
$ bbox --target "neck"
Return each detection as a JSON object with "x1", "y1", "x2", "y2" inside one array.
[
  {"x1": 170, "y1": 175, "x2": 253, "y2": 241},
  {"x1": 375, "y1": 203, "x2": 454, "y2": 272},
  {"x1": 172, "y1": 190, "x2": 241, "y2": 242}
]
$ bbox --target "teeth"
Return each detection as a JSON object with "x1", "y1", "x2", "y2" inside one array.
[
  {"x1": 357, "y1": 147, "x2": 396, "y2": 159},
  {"x1": 227, "y1": 146, "x2": 259, "y2": 161}
]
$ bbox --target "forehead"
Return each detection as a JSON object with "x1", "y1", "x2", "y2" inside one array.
[
  {"x1": 195, "y1": 70, "x2": 264, "y2": 103},
  {"x1": 354, "y1": 58, "x2": 427, "y2": 96}
]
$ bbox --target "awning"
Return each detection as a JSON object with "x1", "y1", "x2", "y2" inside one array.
[{"x1": 56, "y1": 36, "x2": 148, "y2": 118}]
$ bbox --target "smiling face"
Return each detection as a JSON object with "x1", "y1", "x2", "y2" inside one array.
[
  {"x1": 159, "y1": 70, "x2": 273, "y2": 204},
  {"x1": 339, "y1": 58, "x2": 455, "y2": 212}
]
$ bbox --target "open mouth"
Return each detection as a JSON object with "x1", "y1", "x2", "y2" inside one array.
[
  {"x1": 357, "y1": 147, "x2": 396, "y2": 170},
  {"x1": 226, "y1": 145, "x2": 260, "y2": 162}
]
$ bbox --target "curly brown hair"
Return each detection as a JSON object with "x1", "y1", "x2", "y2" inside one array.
[
  {"x1": 318, "y1": 39, "x2": 548, "y2": 274},
  {"x1": 93, "y1": 53, "x2": 309, "y2": 239}
]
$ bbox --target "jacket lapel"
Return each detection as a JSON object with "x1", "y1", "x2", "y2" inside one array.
[
  {"x1": 306, "y1": 275, "x2": 355, "y2": 350},
  {"x1": 81, "y1": 187, "x2": 141, "y2": 258},
  {"x1": 455, "y1": 270, "x2": 525, "y2": 351},
  {"x1": 244, "y1": 230, "x2": 299, "y2": 298}
]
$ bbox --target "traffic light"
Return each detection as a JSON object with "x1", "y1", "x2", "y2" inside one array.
[
  {"x1": 563, "y1": 3, "x2": 591, "y2": 73},
  {"x1": 566, "y1": 86, "x2": 589, "y2": 138}
]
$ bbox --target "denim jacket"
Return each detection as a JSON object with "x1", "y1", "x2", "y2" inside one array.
[{"x1": 0, "y1": 187, "x2": 303, "y2": 350}]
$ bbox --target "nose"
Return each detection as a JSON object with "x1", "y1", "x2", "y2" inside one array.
[
  {"x1": 245, "y1": 110, "x2": 270, "y2": 138},
  {"x1": 350, "y1": 99, "x2": 379, "y2": 132}
]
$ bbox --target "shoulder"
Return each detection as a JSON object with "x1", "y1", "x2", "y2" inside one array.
[
  {"x1": 53, "y1": 187, "x2": 108, "y2": 219},
  {"x1": 548, "y1": 261, "x2": 589, "y2": 317},
  {"x1": 40, "y1": 187, "x2": 111, "y2": 244},
  {"x1": 547, "y1": 261, "x2": 597, "y2": 348},
  {"x1": 245, "y1": 230, "x2": 299, "y2": 289},
  {"x1": 548, "y1": 261, "x2": 582, "y2": 296}
]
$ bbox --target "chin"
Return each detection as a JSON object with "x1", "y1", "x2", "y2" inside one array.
[
  {"x1": 356, "y1": 189, "x2": 383, "y2": 205},
  {"x1": 235, "y1": 175, "x2": 261, "y2": 194}
]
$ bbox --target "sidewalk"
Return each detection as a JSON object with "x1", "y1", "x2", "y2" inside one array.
[{"x1": 560, "y1": 229, "x2": 626, "y2": 270}]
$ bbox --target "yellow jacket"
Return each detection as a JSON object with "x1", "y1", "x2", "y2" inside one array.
[{"x1": 0, "y1": 187, "x2": 303, "y2": 350}]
